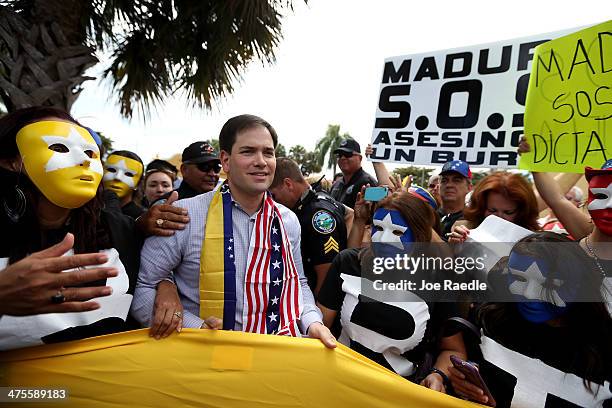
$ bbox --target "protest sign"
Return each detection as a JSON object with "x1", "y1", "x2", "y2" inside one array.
[
  {"x1": 520, "y1": 20, "x2": 612, "y2": 173},
  {"x1": 371, "y1": 28, "x2": 579, "y2": 168}
]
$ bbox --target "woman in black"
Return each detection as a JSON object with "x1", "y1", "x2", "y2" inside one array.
[
  {"x1": 450, "y1": 232, "x2": 612, "y2": 407},
  {"x1": 318, "y1": 191, "x2": 466, "y2": 395}
]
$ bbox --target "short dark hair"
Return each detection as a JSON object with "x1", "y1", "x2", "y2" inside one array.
[
  {"x1": 270, "y1": 157, "x2": 304, "y2": 188},
  {"x1": 108, "y1": 150, "x2": 143, "y2": 166},
  {"x1": 218, "y1": 114, "x2": 278, "y2": 153}
]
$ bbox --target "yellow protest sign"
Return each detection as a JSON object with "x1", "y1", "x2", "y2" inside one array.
[
  {"x1": 0, "y1": 329, "x2": 480, "y2": 408},
  {"x1": 520, "y1": 20, "x2": 612, "y2": 172}
]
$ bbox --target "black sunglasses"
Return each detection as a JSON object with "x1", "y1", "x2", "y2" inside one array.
[
  {"x1": 196, "y1": 162, "x2": 221, "y2": 173},
  {"x1": 335, "y1": 151, "x2": 354, "y2": 158}
]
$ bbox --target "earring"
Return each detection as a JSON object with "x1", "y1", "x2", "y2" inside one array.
[{"x1": 3, "y1": 184, "x2": 26, "y2": 223}]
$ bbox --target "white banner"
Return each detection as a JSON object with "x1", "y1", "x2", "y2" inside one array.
[{"x1": 370, "y1": 27, "x2": 581, "y2": 168}]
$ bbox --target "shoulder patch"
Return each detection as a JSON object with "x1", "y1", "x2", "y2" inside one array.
[{"x1": 312, "y1": 210, "x2": 336, "y2": 234}]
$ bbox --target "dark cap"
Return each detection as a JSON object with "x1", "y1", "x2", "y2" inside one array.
[
  {"x1": 440, "y1": 160, "x2": 472, "y2": 179},
  {"x1": 146, "y1": 159, "x2": 178, "y2": 175},
  {"x1": 585, "y1": 159, "x2": 612, "y2": 181},
  {"x1": 182, "y1": 141, "x2": 220, "y2": 164},
  {"x1": 333, "y1": 139, "x2": 361, "y2": 155}
]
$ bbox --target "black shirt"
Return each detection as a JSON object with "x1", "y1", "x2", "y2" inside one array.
[
  {"x1": 122, "y1": 200, "x2": 145, "y2": 219},
  {"x1": 473, "y1": 306, "x2": 612, "y2": 407},
  {"x1": 292, "y1": 189, "x2": 347, "y2": 293},
  {"x1": 330, "y1": 168, "x2": 377, "y2": 209},
  {"x1": 176, "y1": 180, "x2": 200, "y2": 200},
  {"x1": 318, "y1": 248, "x2": 460, "y2": 379},
  {"x1": 438, "y1": 209, "x2": 464, "y2": 239}
]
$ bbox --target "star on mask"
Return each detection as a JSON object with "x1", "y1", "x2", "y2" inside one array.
[{"x1": 42, "y1": 127, "x2": 102, "y2": 174}]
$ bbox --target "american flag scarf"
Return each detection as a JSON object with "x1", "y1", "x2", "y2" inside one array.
[{"x1": 200, "y1": 183, "x2": 302, "y2": 335}]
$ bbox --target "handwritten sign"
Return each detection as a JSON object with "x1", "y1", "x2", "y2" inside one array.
[{"x1": 520, "y1": 20, "x2": 612, "y2": 173}]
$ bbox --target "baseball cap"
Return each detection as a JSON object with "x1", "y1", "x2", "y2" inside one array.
[
  {"x1": 333, "y1": 139, "x2": 361, "y2": 155},
  {"x1": 584, "y1": 159, "x2": 612, "y2": 181},
  {"x1": 440, "y1": 160, "x2": 472, "y2": 179},
  {"x1": 182, "y1": 141, "x2": 220, "y2": 164},
  {"x1": 408, "y1": 185, "x2": 438, "y2": 210},
  {"x1": 146, "y1": 159, "x2": 178, "y2": 175}
]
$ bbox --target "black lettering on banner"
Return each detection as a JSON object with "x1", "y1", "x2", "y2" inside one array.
[
  {"x1": 517, "y1": 40, "x2": 550, "y2": 70},
  {"x1": 572, "y1": 132, "x2": 583, "y2": 164},
  {"x1": 515, "y1": 73, "x2": 530, "y2": 106},
  {"x1": 395, "y1": 149, "x2": 415, "y2": 162},
  {"x1": 413, "y1": 57, "x2": 440, "y2": 81},
  {"x1": 553, "y1": 93, "x2": 574, "y2": 123},
  {"x1": 532, "y1": 133, "x2": 549, "y2": 163},
  {"x1": 383, "y1": 59, "x2": 411, "y2": 84},
  {"x1": 480, "y1": 131, "x2": 506, "y2": 148},
  {"x1": 600, "y1": 32, "x2": 611, "y2": 73},
  {"x1": 458, "y1": 151, "x2": 485, "y2": 165},
  {"x1": 440, "y1": 132, "x2": 463, "y2": 147},
  {"x1": 417, "y1": 132, "x2": 437, "y2": 147},
  {"x1": 395, "y1": 132, "x2": 414, "y2": 146},
  {"x1": 478, "y1": 46, "x2": 512, "y2": 74},
  {"x1": 575, "y1": 91, "x2": 592, "y2": 117},
  {"x1": 436, "y1": 80, "x2": 483, "y2": 129},
  {"x1": 372, "y1": 131, "x2": 392, "y2": 145},
  {"x1": 431, "y1": 151, "x2": 454, "y2": 164},
  {"x1": 444, "y1": 52, "x2": 472, "y2": 78},
  {"x1": 553, "y1": 133, "x2": 570, "y2": 164},
  {"x1": 568, "y1": 39, "x2": 595, "y2": 80},
  {"x1": 511, "y1": 130, "x2": 523, "y2": 147},
  {"x1": 594, "y1": 86, "x2": 612, "y2": 120},
  {"x1": 375, "y1": 85, "x2": 411, "y2": 129},
  {"x1": 535, "y1": 50, "x2": 564, "y2": 87},
  {"x1": 490, "y1": 152, "x2": 518, "y2": 166},
  {"x1": 370, "y1": 146, "x2": 391, "y2": 160},
  {"x1": 581, "y1": 130, "x2": 608, "y2": 163}
]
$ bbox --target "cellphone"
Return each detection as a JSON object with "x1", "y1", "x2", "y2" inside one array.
[
  {"x1": 450, "y1": 355, "x2": 496, "y2": 407},
  {"x1": 363, "y1": 186, "x2": 389, "y2": 202}
]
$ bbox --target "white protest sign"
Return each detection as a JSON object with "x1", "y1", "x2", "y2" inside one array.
[{"x1": 370, "y1": 27, "x2": 581, "y2": 168}]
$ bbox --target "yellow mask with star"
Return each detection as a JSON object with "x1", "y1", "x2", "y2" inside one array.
[
  {"x1": 16, "y1": 120, "x2": 103, "y2": 209},
  {"x1": 103, "y1": 154, "x2": 143, "y2": 198}
]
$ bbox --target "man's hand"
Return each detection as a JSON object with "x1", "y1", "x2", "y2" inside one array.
[
  {"x1": 0, "y1": 233, "x2": 118, "y2": 316},
  {"x1": 200, "y1": 316, "x2": 223, "y2": 329},
  {"x1": 137, "y1": 191, "x2": 190, "y2": 237},
  {"x1": 150, "y1": 280, "x2": 183, "y2": 339},
  {"x1": 420, "y1": 372, "x2": 446, "y2": 393},
  {"x1": 307, "y1": 322, "x2": 336, "y2": 349}
]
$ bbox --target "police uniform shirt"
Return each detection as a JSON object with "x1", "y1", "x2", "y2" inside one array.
[
  {"x1": 330, "y1": 168, "x2": 377, "y2": 209},
  {"x1": 293, "y1": 189, "x2": 347, "y2": 292},
  {"x1": 317, "y1": 248, "x2": 459, "y2": 379}
]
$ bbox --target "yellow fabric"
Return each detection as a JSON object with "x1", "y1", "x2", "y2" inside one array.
[
  {"x1": 15, "y1": 120, "x2": 102, "y2": 208},
  {"x1": 520, "y1": 20, "x2": 612, "y2": 173},
  {"x1": 200, "y1": 188, "x2": 227, "y2": 322},
  {"x1": 0, "y1": 329, "x2": 481, "y2": 408}
]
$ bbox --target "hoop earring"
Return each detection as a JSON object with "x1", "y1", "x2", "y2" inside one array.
[{"x1": 3, "y1": 184, "x2": 26, "y2": 223}]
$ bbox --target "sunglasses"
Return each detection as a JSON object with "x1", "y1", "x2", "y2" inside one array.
[
  {"x1": 335, "y1": 151, "x2": 354, "y2": 158},
  {"x1": 196, "y1": 162, "x2": 222, "y2": 173}
]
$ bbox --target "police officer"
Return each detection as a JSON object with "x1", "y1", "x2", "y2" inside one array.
[
  {"x1": 269, "y1": 158, "x2": 351, "y2": 297},
  {"x1": 330, "y1": 139, "x2": 377, "y2": 209}
]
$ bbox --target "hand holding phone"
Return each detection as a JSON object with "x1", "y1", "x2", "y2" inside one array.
[
  {"x1": 363, "y1": 186, "x2": 389, "y2": 202},
  {"x1": 449, "y1": 355, "x2": 496, "y2": 407}
]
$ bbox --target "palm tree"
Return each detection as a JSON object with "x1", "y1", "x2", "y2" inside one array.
[
  {"x1": 316, "y1": 124, "x2": 352, "y2": 176},
  {"x1": 0, "y1": 1, "x2": 302, "y2": 119}
]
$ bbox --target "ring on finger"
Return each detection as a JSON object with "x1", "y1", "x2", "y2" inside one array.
[
  {"x1": 156, "y1": 218, "x2": 165, "y2": 228},
  {"x1": 51, "y1": 287, "x2": 66, "y2": 304},
  {"x1": 173, "y1": 311, "x2": 182, "y2": 318}
]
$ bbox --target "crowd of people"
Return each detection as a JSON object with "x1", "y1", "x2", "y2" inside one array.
[{"x1": 0, "y1": 106, "x2": 610, "y2": 407}]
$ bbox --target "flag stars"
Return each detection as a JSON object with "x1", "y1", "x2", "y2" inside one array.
[
  {"x1": 272, "y1": 226, "x2": 278, "y2": 234},
  {"x1": 271, "y1": 296, "x2": 279, "y2": 305},
  {"x1": 273, "y1": 243, "x2": 280, "y2": 251},
  {"x1": 272, "y1": 260, "x2": 281, "y2": 269},
  {"x1": 273, "y1": 278, "x2": 281, "y2": 286},
  {"x1": 269, "y1": 312, "x2": 278, "y2": 322},
  {"x1": 227, "y1": 246, "x2": 232, "y2": 251}
]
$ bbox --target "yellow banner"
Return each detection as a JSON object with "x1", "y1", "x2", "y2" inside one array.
[
  {"x1": 0, "y1": 329, "x2": 481, "y2": 408},
  {"x1": 520, "y1": 20, "x2": 612, "y2": 173}
]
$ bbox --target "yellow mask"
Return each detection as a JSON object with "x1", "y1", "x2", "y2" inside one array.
[
  {"x1": 16, "y1": 120, "x2": 103, "y2": 209},
  {"x1": 103, "y1": 154, "x2": 143, "y2": 199}
]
